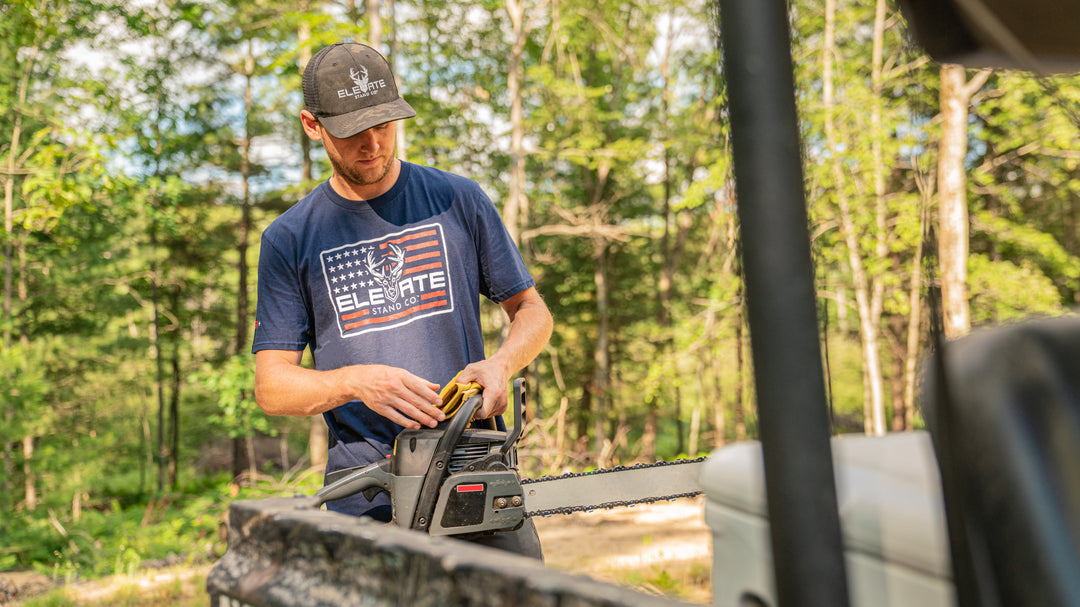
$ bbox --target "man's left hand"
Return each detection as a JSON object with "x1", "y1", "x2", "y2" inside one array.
[{"x1": 455, "y1": 360, "x2": 510, "y2": 420}]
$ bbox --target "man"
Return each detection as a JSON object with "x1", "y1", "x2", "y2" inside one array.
[{"x1": 251, "y1": 41, "x2": 552, "y2": 558}]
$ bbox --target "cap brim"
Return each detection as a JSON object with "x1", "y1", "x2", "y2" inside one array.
[{"x1": 319, "y1": 98, "x2": 417, "y2": 139}]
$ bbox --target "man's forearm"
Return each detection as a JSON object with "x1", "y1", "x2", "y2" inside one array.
[
  {"x1": 488, "y1": 294, "x2": 554, "y2": 376},
  {"x1": 254, "y1": 352, "x2": 358, "y2": 417},
  {"x1": 253, "y1": 350, "x2": 446, "y2": 429},
  {"x1": 458, "y1": 288, "x2": 552, "y2": 419}
]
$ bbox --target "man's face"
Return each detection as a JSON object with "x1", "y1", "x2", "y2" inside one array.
[{"x1": 320, "y1": 121, "x2": 398, "y2": 189}]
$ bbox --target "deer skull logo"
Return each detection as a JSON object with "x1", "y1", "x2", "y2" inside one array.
[
  {"x1": 365, "y1": 243, "x2": 406, "y2": 302},
  {"x1": 349, "y1": 65, "x2": 370, "y2": 93}
]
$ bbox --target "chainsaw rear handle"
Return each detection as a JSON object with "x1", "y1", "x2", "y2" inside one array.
[
  {"x1": 311, "y1": 458, "x2": 393, "y2": 507},
  {"x1": 501, "y1": 378, "x2": 525, "y2": 459}
]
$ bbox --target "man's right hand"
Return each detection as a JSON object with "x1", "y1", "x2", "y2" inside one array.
[
  {"x1": 253, "y1": 350, "x2": 446, "y2": 430},
  {"x1": 351, "y1": 364, "x2": 446, "y2": 429}
]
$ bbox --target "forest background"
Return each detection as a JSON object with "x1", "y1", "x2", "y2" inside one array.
[{"x1": 2, "y1": 0, "x2": 1079, "y2": 587}]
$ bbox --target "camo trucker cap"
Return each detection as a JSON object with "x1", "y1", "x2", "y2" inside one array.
[{"x1": 302, "y1": 41, "x2": 416, "y2": 139}]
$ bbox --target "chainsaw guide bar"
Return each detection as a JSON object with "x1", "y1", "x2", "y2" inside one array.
[{"x1": 520, "y1": 457, "x2": 706, "y2": 518}]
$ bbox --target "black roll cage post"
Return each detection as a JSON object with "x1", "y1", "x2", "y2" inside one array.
[{"x1": 715, "y1": 2, "x2": 852, "y2": 607}]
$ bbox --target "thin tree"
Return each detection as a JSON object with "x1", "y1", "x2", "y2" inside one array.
[
  {"x1": 823, "y1": 0, "x2": 886, "y2": 436},
  {"x1": 296, "y1": 3, "x2": 329, "y2": 472},
  {"x1": 937, "y1": 63, "x2": 991, "y2": 339},
  {"x1": 504, "y1": 0, "x2": 531, "y2": 247}
]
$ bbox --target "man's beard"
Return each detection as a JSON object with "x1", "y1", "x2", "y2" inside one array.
[{"x1": 326, "y1": 147, "x2": 395, "y2": 190}]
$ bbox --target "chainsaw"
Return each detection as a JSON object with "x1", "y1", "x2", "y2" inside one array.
[{"x1": 305, "y1": 378, "x2": 705, "y2": 537}]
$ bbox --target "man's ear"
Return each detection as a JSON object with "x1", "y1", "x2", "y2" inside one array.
[{"x1": 300, "y1": 110, "x2": 323, "y2": 141}]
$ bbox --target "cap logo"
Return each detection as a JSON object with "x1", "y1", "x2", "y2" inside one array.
[
  {"x1": 338, "y1": 63, "x2": 388, "y2": 100},
  {"x1": 304, "y1": 41, "x2": 416, "y2": 138}
]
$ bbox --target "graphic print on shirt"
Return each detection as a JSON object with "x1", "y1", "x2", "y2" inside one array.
[{"x1": 321, "y1": 223, "x2": 454, "y2": 338}]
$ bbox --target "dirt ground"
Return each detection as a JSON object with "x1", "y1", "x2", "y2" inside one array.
[
  {"x1": 0, "y1": 573, "x2": 51, "y2": 605},
  {"x1": 534, "y1": 496, "x2": 712, "y2": 603},
  {"x1": 0, "y1": 497, "x2": 711, "y2": 605}
]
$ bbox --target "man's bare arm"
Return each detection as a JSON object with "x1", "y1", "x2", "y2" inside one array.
[
  {"x1": 457, "y1": 286, "x2": 554, "y2": 419},
  {"x1": 253, "y1": 350, "x2": 446, "y2": 430}
]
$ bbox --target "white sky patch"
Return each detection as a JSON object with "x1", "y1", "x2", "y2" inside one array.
[
  {"x1": 649, "y1": 9, "x2": 711, "y2": 67},
  {"x1": 251, "y1": 133, "x2": 295, "y2": 167}
]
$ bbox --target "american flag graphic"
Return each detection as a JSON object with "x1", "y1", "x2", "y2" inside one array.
[{"x1": 320, "y1": 223, "x2": 454, "y2": 338}]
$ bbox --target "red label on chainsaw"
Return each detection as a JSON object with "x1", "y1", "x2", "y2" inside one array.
[{"x1": 456, "y1": 483, "x2": 485, "y2": 493}]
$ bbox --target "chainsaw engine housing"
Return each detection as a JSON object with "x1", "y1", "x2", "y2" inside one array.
[
  {"x1": 391, "y1": 426, "x2": 525, "y2": 536},
  {"x1": 309, "y1": 380, "x2": 529, "y2": 537}
]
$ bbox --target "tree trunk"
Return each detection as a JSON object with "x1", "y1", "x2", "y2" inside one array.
[
  {"x1": 720, "y1": 209, "x2": 737, "y2": 446},
  {"x1": 642, "y1": 400, "x2": 658, "y2": 463},
  {"x1": 504, "y1": 0, "x2": 527, "y2": 248},
  {"x1": 142, "y1": 390, "x2": 152, "y2": 494},
  {"x1": 734, "y1": 286, "x2": 747, "y2": 441},
  {"x1": 72, "y1": 466, "x2": 81, "y2": 523},
  {"x1": 3, "y1": 141, "x2": 15, "y2": 519},
  {"x1": 870, "y1": 0, "x2": 891, "y2": 427},
  {"x1": 576, "y1": 387, "x2": 591, "y2": 460},
  {"x1": 825, "y1": 0, "x2": 885, "y2": 435},
  {"x1": 652, "y1": 10, "x2": 698, "y2": 458},
  {"x1": 591, "y1": 241, "x2": 610, "y2": 466},
  {"x1": 169, "y1": 311, "x2": 181, "y2": 489},
  {"x1": 688, "y1": 391, "x2": 701, "y2": 457},
  {"x1": 246, "y1": 435, "x2": 257, "y2": 480},
  {"x1": 888, "y1": 313, "x2": 907, "y2": 431},
  {"x1": 482, "y1": 0, "x2": 531, "y2": 349},
  {"x1": 710, "y1": 344, "x2": 726, "y2": 448},
  {"x1": 231, "y1": 41, "x2": 256, "y2": 478},
  {"x1": 298, "y1": 2, "x2": 312, "y2": 182},
  {"x1": 902, "y1": 200, "x2": 928, "y2": 431},
  {"x1": 151, "y1": 223, "x2": 167, "y2": 492},
  {"x1": 733, "y1": 205, "x2": 747, "y2": 440},
  {"x1": 379, "y1": 0, "x2": 408, "y2": 162},
  {"x1": 393, "y1": 0, "x2": 408, "y2": 160},
  {"x1": 296, "y1": 9, "x2": 328, "y2": 472},
  {"x1": 237, "y1": 42, "x2": 254, "y2": 356},
  {"x1": 547, "y1": 345, "x2": 569, "y2": 471},
  {"x1": 4, "y1": 43, "x2": 34, "y2": 517},
  {"x1": 22, "y1": 436, "x2": 36, "y2": 510},
  {"x1": 308, "y1": 411, "x2": 328, "y2": 472},
  {"x1": 366, "y1": 0, "x2": 381, "y2": 48},
  {"x1": 937, "y1": 64, "x2": 990, "y2": 339},
  {"x1": 3, "y1": 106, "x2": 18, "y2": 351},
  {"x1": 3, "y1": 33, "x2": 35, "y2": 350}
]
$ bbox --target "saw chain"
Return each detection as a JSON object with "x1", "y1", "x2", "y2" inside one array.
[{"x1": 520, "y1": 457, "x2": 707, "y2": 518}]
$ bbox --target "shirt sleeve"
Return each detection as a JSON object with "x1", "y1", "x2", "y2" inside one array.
[
  {"x1": 472, "y1": 188, "x2": 535, "y2": 303},
  {"x1": 251, "y1": 231, "x2": 313, "y2": 353}
]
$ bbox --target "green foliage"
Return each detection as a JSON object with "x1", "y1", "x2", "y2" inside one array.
[
  {"x1": 0, "y1": 341, "x2": 52, "y2": 443},
  {"x1": 198, "y1": 354, "x2": 275, "y2": 440},
  {"x1": 1, "y1": 465, "x2": 321, "y2": 581},
  {"x1": 973, "y1": 210, "x2": 1080, "y2": 294},
  {"x1": 968, "y1": 255, "x2": 1065, "y2": 325},
  {"x1": 2, "y1": 476, "x2": 230, "y2": 579}
]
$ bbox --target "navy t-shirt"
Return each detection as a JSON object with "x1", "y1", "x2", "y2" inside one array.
[{"x1": 252, "y1": 161, "x2": 534, "y2": 456}]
